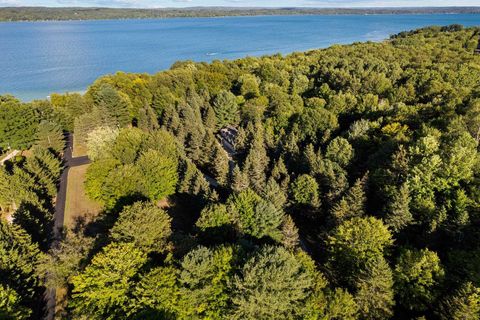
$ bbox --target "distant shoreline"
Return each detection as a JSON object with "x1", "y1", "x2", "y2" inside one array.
[{"x1": 1, "y1": 6, "x2": 480, "y2": 22}]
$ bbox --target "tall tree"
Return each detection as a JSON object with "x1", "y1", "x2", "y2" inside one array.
[
  {"x1": 110, "y1": 201, "x2": 172, "y2": 254},
  {"x1": 137, "y1": 150, "x2": 178, "y2": 201},
  {"x1": 35, "y1": 120, "x2": 65, "y2": 154},
  {"x1": 212, "y1": 90, "x2": 238, "y2": 129},
  {"x1": 394, "y1": 248, "x2": 445, "y2": 312},
  {"x1": 231, "y1": 246, "x2": 313, "y2": 319},
  {"x1": 70, "y1": 243, "x2": 147, "y2": 319}
]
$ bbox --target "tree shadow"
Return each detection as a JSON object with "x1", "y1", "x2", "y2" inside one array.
[{"x1": 13, "y1": 202, "x2": 53, "y2": 251}]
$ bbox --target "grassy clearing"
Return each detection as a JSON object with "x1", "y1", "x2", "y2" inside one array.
[
  {"x1": 72, "y1": 134, "x2": 87, "y2": 158},
  {"x1": 64, "y1": 164, "x2": 101, "y2": 229}
]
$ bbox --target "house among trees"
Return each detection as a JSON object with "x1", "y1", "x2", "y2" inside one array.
[{"x1": 218, "y1": 125, "x2": 238, "y2": 156}]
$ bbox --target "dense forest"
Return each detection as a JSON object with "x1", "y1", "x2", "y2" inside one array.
[
  {"x1": 1, "y1": 25, "x2": 480, "y2": 319},
  {"x1": 1, "y1": 7, "x2": 480, "y2": 21}
]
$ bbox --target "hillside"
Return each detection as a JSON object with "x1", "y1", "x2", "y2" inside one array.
[
  {"x1": 0, "y1": 6, "x2": 480, "y2": 21},
  {"x1": 1, "y1": 25, "x2": 480, "y2": 319}
]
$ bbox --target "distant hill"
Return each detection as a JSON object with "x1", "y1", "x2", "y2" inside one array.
[{"x1": 1, "y1": 6, "x2": 480, "y2": 22}]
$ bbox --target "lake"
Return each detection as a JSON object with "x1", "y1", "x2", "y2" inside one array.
[{"x1": 1, "y1": 14, "x2": 479, "y2": 101}]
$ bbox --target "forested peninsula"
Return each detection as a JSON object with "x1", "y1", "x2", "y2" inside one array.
[
  {"x1": 1, "y1": 25, "x2": 480, "y2": 319},
  {"x1": 1, "y1": 6, "x2": 480, "y2": 21}
]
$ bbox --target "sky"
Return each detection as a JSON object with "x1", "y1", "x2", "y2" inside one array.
[{"x1": 1, "y1": 0, "x2": 479, "y2": 8}]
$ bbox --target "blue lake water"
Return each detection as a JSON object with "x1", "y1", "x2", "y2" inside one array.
[{"x1": 1, "y1": 14, "x2": 479, "y2": 101}]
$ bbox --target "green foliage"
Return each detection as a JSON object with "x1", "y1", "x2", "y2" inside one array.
[
  {"x1": 137, "y1": 150, "x2": 178, "y2": 201},
  {"x1": 0, "y1": 95, "x2": 38, "y2": 150},
  {"x1": 89, "y1": 83, "x2": 132, "y2": 127},
  {"x1": 290, "y1": 174, "x2": 320, "y2": 207},
  {"x1": 35, "y1": 120, "x2": 65, "y2": 153},
  {"x1": 437, "y1": 282, "x2": 480, "y2": 320},
  {"x1": 394, "y1": 248, "x2": 445, "y2": 311},
  {"x1": 4, "y1": 27, "x2": 480, "y2": 319},
  {"x1": 178, "y1": 245, "x2": 235, "y2": 319},
  {"x1": 109, "y1": 127, "x2": 146, "y2": 164},
  {"x1": 331, "y1": 176, "x2": 367, "y2": 224},
  {"x1": 327, "y1": 217, "x2": 392, "y2": 285},
  {"x1": 86, "y1": 126, "x2": 119, "y2": 161},
  {"x1": 355, "y1": 257, "x2": 395, "y2": 320},
  {"x1": 110, "y1": 201, "x2": 172, "y2": 253},
  {"x1": 212, "y1": 90, "x2": 238, "y2": 129},
  {"x1": 132, "y1": 266, "x2": 180, "y2": 319},
  {"x1": 0, "y1": 220, "x2": 40, "y2": 309},
  {"x1": 70, "y1": 243, "x2": 147, "y2": 319},
  {"x1": 228, "y1": 189, "x2": 285, "y2": 240},
  {"x1": 325, "y1": 137, "x2": 354, "y2": 167},
  {"x1": 37, "y1": 230, "x2": 94, "y2": 289},
  {"x1": 0, "y1": 284, "x2": 31, "y2": 320},
  {"x1": 231, "y1": 246, "x2": 314, "y2": 319}
]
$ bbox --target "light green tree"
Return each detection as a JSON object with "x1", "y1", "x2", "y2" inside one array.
[
  {"x1": 110, "y1": 201, "x2": 172, "y2": 253},
  {"x1": 70, "y1": 243, "x2": 147, "y2": 319},
  {"x1": 137, "y1": 150, "x2": 178, "y2": 201},
  {"x1": 394, "y1": 248, "x2": 445, "y2": 311}
]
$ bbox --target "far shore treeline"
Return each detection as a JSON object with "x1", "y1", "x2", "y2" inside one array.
[
  {"x1": 1, "y1": 6, "x2": 480, "y2": 22},
  {"x1": 1, "y1": 25, "x2": 480, "y2": 319}
]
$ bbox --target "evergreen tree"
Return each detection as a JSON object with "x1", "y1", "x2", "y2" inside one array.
[
  {"x1": 178, "y1": 246, "x2": 235, "y2": 319},
  {"x1": 384, "y1": 183, "x2": 412, "y2": 233},
  {"x1": 35, "y1": 120, "x2": 65, "y2": 154},
  {"x1": 132, "y1": 266, "x2": 180, "y2": 319},
  {"x1": 355, "y1": 257, "x2": 395, "y2": 320},
  {"x1": 331, "y1": 176, "x2": 367, "y2": 224},
  {"x1": 211, "y1": 144, "x2": 230, "y2": 186},
  {"x1": 212, "y1": 90, "x2": 238, "y2": 129},
  {"x1": 262, "y1": 179, "x2": 287, "y2": 210},
  {"x1": 137, "y1": 104, "x2": 159, "y2": 132},
  {"x1": 0, "y1": 220, "x2": 41, "y2": 311},
  {"x1": 281, "y1": 215, "x2": 300, "y2": 251},
  {"x1": 91, "y1": 83, "x2": 132, "y2": 127},
  {"x1": 243, "y1": 127, "x2": 269, "y2": 192},
  {"x1": 436, "y1": 282, "x2": 480, "y2": 320},
  {"x1": 0, "y1": 96, "x2": 38, "y2": 150},
  {"x1": 0, "y1": 284, "x2": 31, "y2": 320},
  {"x1": 231, "y1": 246, "x2": 313, "y2": 319},
  {"x1": 231, "y1": 165, "x2": 249, "y2": 193}
]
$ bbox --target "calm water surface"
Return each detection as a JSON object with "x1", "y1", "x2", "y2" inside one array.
[{"x1": 1, "y1": 14, "x2": 479, "y2": 101}]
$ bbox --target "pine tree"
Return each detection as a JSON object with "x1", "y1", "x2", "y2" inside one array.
[
  {"x1": 243, "y1": 129, "x2": 269, "y2": 193},
  {"x1": 271, "y1": 157, "x2": 290, "y2": 191},
  {"x1": 281, "y1": 215, "x2": 300, "y2": 250},
  {"x1": 35, "y1": 120, "x2": 65, "y2": 154},
  {"x1": 231, "y1": 246, "x2": 314, "y2": 319},
  {"x1": 385, "y1": 183, "x2": 412, "y2": 233},
  {"x1": 203, "y1": 106, "x2": 217, "y2": 130},
  {"x1": 437, "y1": 282, "x2": 480, "y2": 320},
  {"x1": 262, "y1": 179, "x2": 287, "y2": 210},
  {"x1": 212, "y1": 90, "x2": 238, "y2": 129},
  {"x1": 331, "y1": 175, "x2": 367, "y2": 224},
  {"x1": 211, "y1": 144, "x2": 230, "y2": 186},
  {"x1": 137, "y1": 104, "x2": 159, "y2": 132},
  {"x1": 355, "y1": 257, "x2": 395, "y2": 320},
  {"x1": 231, "y1": 165, "x2": 249, "y2": 193}
]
